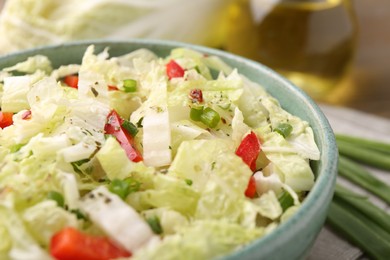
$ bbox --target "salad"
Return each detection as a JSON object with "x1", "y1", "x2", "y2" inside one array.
[{"x1": 0, "y1": 46, "x2": 320, "y2": 260}]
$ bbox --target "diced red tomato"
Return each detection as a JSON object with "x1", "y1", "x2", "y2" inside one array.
[
  {"x1": 63, "y1": 75, "x2": 79, "y2": 89},
  {"x1": 235, "y1": 131, "x2": 261, "y2": 172},
  {"x1": 104, "y1": 110, "x2": 143, "y2": 162},
  {"x1": 166, "y1": 60, "x2": 185, "y2": 79},
  {"x1": 0, "y1": 112, "x2": 13, "y2": 128},
  {"x1": 244, "y1": 176, "x2": 257, "y2": 198},
  {"x1": 50, "y1": 227, "x2": 131, "y2": 260}
]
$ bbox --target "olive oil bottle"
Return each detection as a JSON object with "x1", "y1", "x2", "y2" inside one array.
[{"x1": 224, "y1": 0, "x2": 358, "y2": 100}]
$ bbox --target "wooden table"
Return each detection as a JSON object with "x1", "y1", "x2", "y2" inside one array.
[{"x1": 325, "y1": 0, "x2": 390, "y2": 119}]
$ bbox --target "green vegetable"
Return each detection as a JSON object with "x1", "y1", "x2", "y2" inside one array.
[
  {"x1": 146, "y1": 216, "x2": 163, "y2": 235},
  {"x1": 338, "y1": 156, "x2": 390, "y2": 204},
  {"x1": 193, "y1": 65, "x2": 201, "y2": 74},
  {"x1": 336, "y1": 137, "x2": 390, "y2": 171},
  {"x1": 274, "y1": 123, "x2": 293, "y2": 138},
  {"x1": 122, "y1": 120, "x2": 138, "y2": 137},
  {"x1": 46, "y1": 191, "x2": 65, "y2": 208},
  {"x1": 70, "y1": 159, "x2": 90, "y2": 174},
  {"x1": 123, "y1": 79, "x2": 137, "y2": 93},
  {"x1": 136, "y1": 117, "x2": 144, "y2": 128},
  {"x1": 336, "y1": 134, "x2": 390, "y2": 154},
  {"x1": 9, "y1": 144, "x2": 25, "y2": 153},
  {"x1": 334, "y1": 185, "x2": 390, "y2": 234},
  {"x1": 278, "y1": 191, "x2": 294, "y2": 212},
  {"x1": 108, "y1": 178, "x2": 141, "y2": 200},
  {"x1": 327, "y1": 200, "x2": 390, "y2": 260},
  {"x1": 70, "y1": 209, "x2": 88, "y2": 221},
  {"x1": 108, "y1": 179, "x2": 129, "y2": 200},
  {"x1": 326, "y1": 135, "x2": 390, "y2": 258},
  {"x1": 190, "y1": 107, "x2": 203, "y2": 122},
  {"x1": 200, "y1": 107, "x2": 220, "y2": 128}
]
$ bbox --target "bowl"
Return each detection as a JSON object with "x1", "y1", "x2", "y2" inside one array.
[{"x1": 0, "y1": 39, "x2": 338, "y2": 260}]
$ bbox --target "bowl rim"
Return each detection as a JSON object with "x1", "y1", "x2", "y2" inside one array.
[{"x1": 0, "y1": 39, "x2": 338, "y2": 259}]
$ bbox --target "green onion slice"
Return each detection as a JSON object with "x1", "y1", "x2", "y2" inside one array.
[
  {"x1": 108, "y1": 178, "x2": 141, "y2": 200},
  {"x1": 146, "y1": 215, "x2": 163, "y2": 235},
  {"x1": 274, "y1": 123, "x2": 293, "y2": 138},
  {"x1": 123, "y1": 79, "x2": 137, "y2": 93},
  {"x1": 278, "y1": 191, "x2": 294, "y2": 211},
  {"x1": 47, "y1": 191, "x2": 65, "y2": 207},
  {"x1": 200, "y1": 107, "x2": 220, "y2": 128},
  {"x1": 122, "y1": 120, "x2": 138, "y2": 137},
  {"x1": 190, "y1": 107, "x2": 203, "y2": 122}
]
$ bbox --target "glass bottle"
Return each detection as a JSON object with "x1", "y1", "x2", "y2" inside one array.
[{"x1": 223, "y1": 0, "x2": 358, "y2": 101}]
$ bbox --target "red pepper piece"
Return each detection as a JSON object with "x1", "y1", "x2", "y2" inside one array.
[
  {"x1": 63, "y1": 75, "x2": 79, "y2": 89},
  {"x1": 63, "y1": 75, "x2": 118, "y2": 91},
  {"x1": 236, "y1": 131, "x2": 261, "y2": 198},
  {"x1": 104, "y1": 110, "x2": 143, "y2": 162},
  {"x1": 50, "y1": 227, "x2": 131, "y2": 260},
  {"x1": 166, "y1": 60, "x2": 185, "y2": 79},
  {"x1": 244, "y1": 176, "x2": 257, "y2": 198},
  {"x1": 108, "y1": 85, "x2": 119, "y2": 91},
  {"x1": 0, "y1": 112, "x2": 13, "y2": 128},
  {"x1": 189, "y1": 89, "x2": 203, "y2": 103},
  {"x1": 236, "y1": 131, "x2": 261, "y2": 172},
  {"x1": 22, "y1": 110, "x2": 32, "y2": 120}
]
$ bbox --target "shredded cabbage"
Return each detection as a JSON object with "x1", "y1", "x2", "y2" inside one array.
[{"x1": 0, "y1": 45, "x2": 320, "y2": 259}]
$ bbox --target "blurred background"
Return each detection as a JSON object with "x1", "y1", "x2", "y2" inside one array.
[
  {"x1": 341, "y1": 0, "x2": 390, "y2": 118},
  {"x1": 0, "y1": 0, "x2": 389, "y2": 118},
  {"x1": 327, "y1": 0, "x2": 389, "y2": 119}
]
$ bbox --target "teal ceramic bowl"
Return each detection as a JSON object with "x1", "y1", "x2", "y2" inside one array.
[{"x1": 0, "y1": 39, "x2": 338, "y2": 260}]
